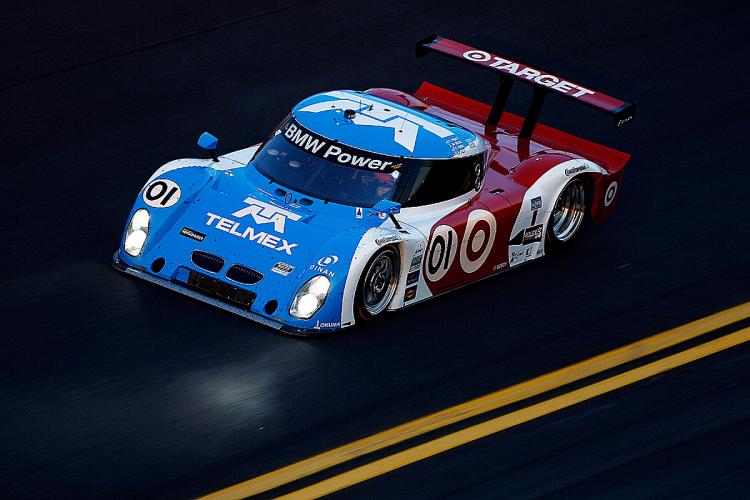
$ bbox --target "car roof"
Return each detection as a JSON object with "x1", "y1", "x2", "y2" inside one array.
[{"x1": 292, "y1": 90, "x2": 482, "y2": 159}]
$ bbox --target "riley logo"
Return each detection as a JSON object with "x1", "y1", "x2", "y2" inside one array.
[
  {"x1": 232, "y1": 197, "x2": 302, "y2": 233},
  {"x1": 298, "y1": 90, "x2": 454, "y2": 153}
]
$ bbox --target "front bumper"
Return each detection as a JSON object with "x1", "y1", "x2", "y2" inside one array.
[{"x1": 111, "y1": 251, "x2": 333, "y2": 336}]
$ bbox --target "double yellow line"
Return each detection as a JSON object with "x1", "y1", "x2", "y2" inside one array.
[{"x1": 203, "y1": 301, "x2": 750, "y2": 499}]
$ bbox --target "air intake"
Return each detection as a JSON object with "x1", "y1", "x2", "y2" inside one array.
[
  {"x1": 191, "y1": 251, "x2": 225, "y2": 273},
  {"x1": 226, "y1": 264, "x2": 264, "y2": 285}
]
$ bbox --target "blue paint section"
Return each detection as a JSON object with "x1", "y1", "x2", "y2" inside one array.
[
  {"x1": 117, "y1": 161, "x2": 386, "y2": 333},
  {"x1": 292, "y1": 90, "x2": 478, "y2": 159}
]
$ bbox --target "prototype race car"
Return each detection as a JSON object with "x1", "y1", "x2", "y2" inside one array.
[{"x1": 113, "y1": 35, "x2": 635, "y2": 335}]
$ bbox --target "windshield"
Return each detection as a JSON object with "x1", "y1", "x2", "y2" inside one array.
[
  {"x1": 253, "y1": 116, "x2": 404, "y2": 206},
  {"x1": 253, "y1": 115, "x2": 485, "y2": 207}
]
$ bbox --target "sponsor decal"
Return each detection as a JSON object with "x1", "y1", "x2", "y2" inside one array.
[
  {"x1": 272, "y1": 262, "x2": 294, "y2": 276},
  {"x1": 510, "y1": 248, "x2": 533, "y2": 265},
  {"x1": 564, "y1": 164, "x2": 589, "y2": 176},
  {"x1": 298, "y1": 90, "x2": 454, "y2": 153},
  {"x1": 616, "y1": 115, "x2": 633, "y2": 127},
  {"x1": 404, "y1": 285, "x2": 418, "y2": 302},
  {"x1": 317, "y1": 255, "x2": 338, "y2": 266},
  {"x1": 355, "y1": 207, "x2": 363, "y2": 219},
  {"x1": 232, "y1": 197, "x2": 301, "y2": 233},
  {"x1": 522, "y1": 224, "x2": 544, "y2": 244},
  {"x1": 604, "y1": 181, "x2": 618, "y2": 207},
  {"x1": 143, "y1": 179, "x2": 181, "y2": 208},
  {"x1": 280, "y1": 118, "x2": 402, "y2": 172},
  {"x1": 310, "y1": 255, "x2": 338, "y2": 277},
  {"x1": 531, "y1": 196, "x2": 542, "y2": 211},
  {"x1": 204, "y1": 212, "x2": 298, "y2": 255},
  {"x1": 406, "y1": 270, "x2": 420, "y2": 286},
  {"x1": 493, "y1": 262, "x2": 508, "y2": 271},
  {"x1": 461, "y1": 50, "x2": 596, "y2": 99},
  {"x1": 314, "y1": 319, "x2": 341, "y2": 330},
  {"x1": 375, "y1": 234, "x2": 400, "y2": 246},
  {"x1": 409, "y1": 253, "x2": 423, "y2": 272},
  {"x1": 179, "y1": 227, "x2": 205, "y2": 242}
]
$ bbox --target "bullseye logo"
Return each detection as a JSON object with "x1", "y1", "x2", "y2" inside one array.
[
  {"x1": 143, "y1": 179, "x2": 181, "y2": 208},
  {"x1": 459, "y1": 210, "x2": 496, "y2": 274},
  {"x1": 604, "y1": 181, "x2": 618, "y2": 207},
  {"x1": 425, "y1": 210, "x2": 497, "y2": 282},
  {"x1": 462, "y1": 49, "x2": 491, "y2": 62}
]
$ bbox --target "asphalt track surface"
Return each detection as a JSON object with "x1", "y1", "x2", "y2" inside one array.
[{"x1": 2, "y1": 1, "x2": 749, "y2": 498}]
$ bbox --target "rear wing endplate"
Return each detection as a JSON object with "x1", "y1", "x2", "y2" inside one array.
[{"x1": 416, "y1": 34, "x2": 636, "y2": 137}]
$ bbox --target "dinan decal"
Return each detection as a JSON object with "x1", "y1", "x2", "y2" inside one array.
[
  {"x1": 179, "y1": 227, "x2": 205, "y2": 242},
  {"x1": 310, "y1": 255, "x2": 338, "y2": 277},
  {"x1": 298, "y1": 90, "x2": 454, "y2": 153},
  {"x1": 317, "y1": 255, "x2": 338, "y2": 267},
  {"x1": 143, "y1": 179, "x2": 181, "y2": 208},
  {"x1": 204, "y1": 212, "x2": 298, "y2": 255},
  {"x1": 604, "y1": 181, "x2": 618, "y2": 207},
  {"x1": 425, "y1": 225, "x2": 458, "y2": 282},
  {"x1": 462, "y1": 50, "x2": 596, "y2": 98},
  {"x1": 458, "y1": 209, "x2": 497, "y2": 274},
  {"x1": 232, "y1": 197, "x2": 302, "y2": 233}
]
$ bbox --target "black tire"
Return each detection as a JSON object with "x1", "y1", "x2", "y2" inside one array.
[
  {"x1": 546, "y1": 177, "x2": 589, "y2": 251},
  {"x1": 354, "y1": 246, "x2": 401, "y2": 321}
]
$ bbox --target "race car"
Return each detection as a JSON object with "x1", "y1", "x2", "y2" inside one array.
[{"x1": 113, "y1": 35, "x2": 635, "y2": 335}]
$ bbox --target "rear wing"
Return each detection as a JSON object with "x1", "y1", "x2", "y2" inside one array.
[{"x1": 416, "y1": 34, "x2": 636, "y2": 138}]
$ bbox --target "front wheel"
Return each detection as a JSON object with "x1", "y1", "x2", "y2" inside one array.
[
  {"x1": 547, "y1": 177, "x2": 587, "y2": 248},
  {"x1": 355, "y1": 247, "x2": 400, "y2": 321}
]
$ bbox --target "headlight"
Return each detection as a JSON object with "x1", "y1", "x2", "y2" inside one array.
[
  {"x1": 289, "y1": 275, "x2": 331, "y2": 319},
  {"x1": 124, "y1": 208, "x2": 150, "y2": 257}
]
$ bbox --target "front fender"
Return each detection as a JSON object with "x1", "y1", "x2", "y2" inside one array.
[{"x1": 340, "y1": 224, "x2": 427, "y2": 326}]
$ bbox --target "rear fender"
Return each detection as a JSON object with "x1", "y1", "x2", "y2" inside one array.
[{"x1": 507, "y1": 157, "x2": 607, "y2": 266}]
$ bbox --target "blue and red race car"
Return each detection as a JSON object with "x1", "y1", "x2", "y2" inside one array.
[{"x1": 113, "y1": 35, "x2": 635, "y2": 335}]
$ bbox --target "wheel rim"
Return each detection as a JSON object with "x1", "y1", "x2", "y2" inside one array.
[
  {"x1": 362, "y1": 249, "x2": 399, "y2": 315},
  {"x1": 551, "y1": 179, "x2": 586, "y2": 242}
]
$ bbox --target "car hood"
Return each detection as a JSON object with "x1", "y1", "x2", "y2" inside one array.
[{"x1": 132, "y1": 164, "x2": 387, "y2": 286}]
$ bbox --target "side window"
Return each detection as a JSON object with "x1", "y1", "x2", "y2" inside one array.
[{"x1": 403, "y1": 154, "x2": 483, "y2": 207}]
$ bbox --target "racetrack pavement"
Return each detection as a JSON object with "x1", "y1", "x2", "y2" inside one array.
[{"x1": 1, "y1": 1, "x2": 749, "y2": 498}]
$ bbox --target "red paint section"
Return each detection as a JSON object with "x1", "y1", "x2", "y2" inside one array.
[
  {"x1": 366, "y1": 81, "x2": 631, "y2": 295},
  {"x1": 425, "y1": 36, "x2": 628, "y2": 115}
]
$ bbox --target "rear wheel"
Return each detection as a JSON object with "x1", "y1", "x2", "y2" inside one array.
[
  {"x1": 355, "y1": 247, "x2": 400, "y2": 321},
  {"x1": 547, "y1": 178, "x2": 587, "y2": 247}
]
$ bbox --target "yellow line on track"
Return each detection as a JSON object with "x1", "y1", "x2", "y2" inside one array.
[
  {"x1": 201, "y1": 301, "x2": 750, "y2": 499},
  {"x1": 282, "y1": 326, "x2": 750, "y2": 499}
]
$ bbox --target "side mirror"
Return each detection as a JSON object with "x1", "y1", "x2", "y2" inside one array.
[
  {"x1": 372, "y1": 199, "x2": 401, "y2": 215},
  {"x1": 198, "y1": 131, "x2": 219, "y2": 161}
]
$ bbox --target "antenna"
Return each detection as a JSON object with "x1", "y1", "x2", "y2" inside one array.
[{"x1": 398, "y1": 111, "x2": 408, "y2": 133}]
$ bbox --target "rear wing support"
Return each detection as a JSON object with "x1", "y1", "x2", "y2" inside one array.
[{"x1": 416, "y1": 34, "x2": 636, "y2": 138}]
